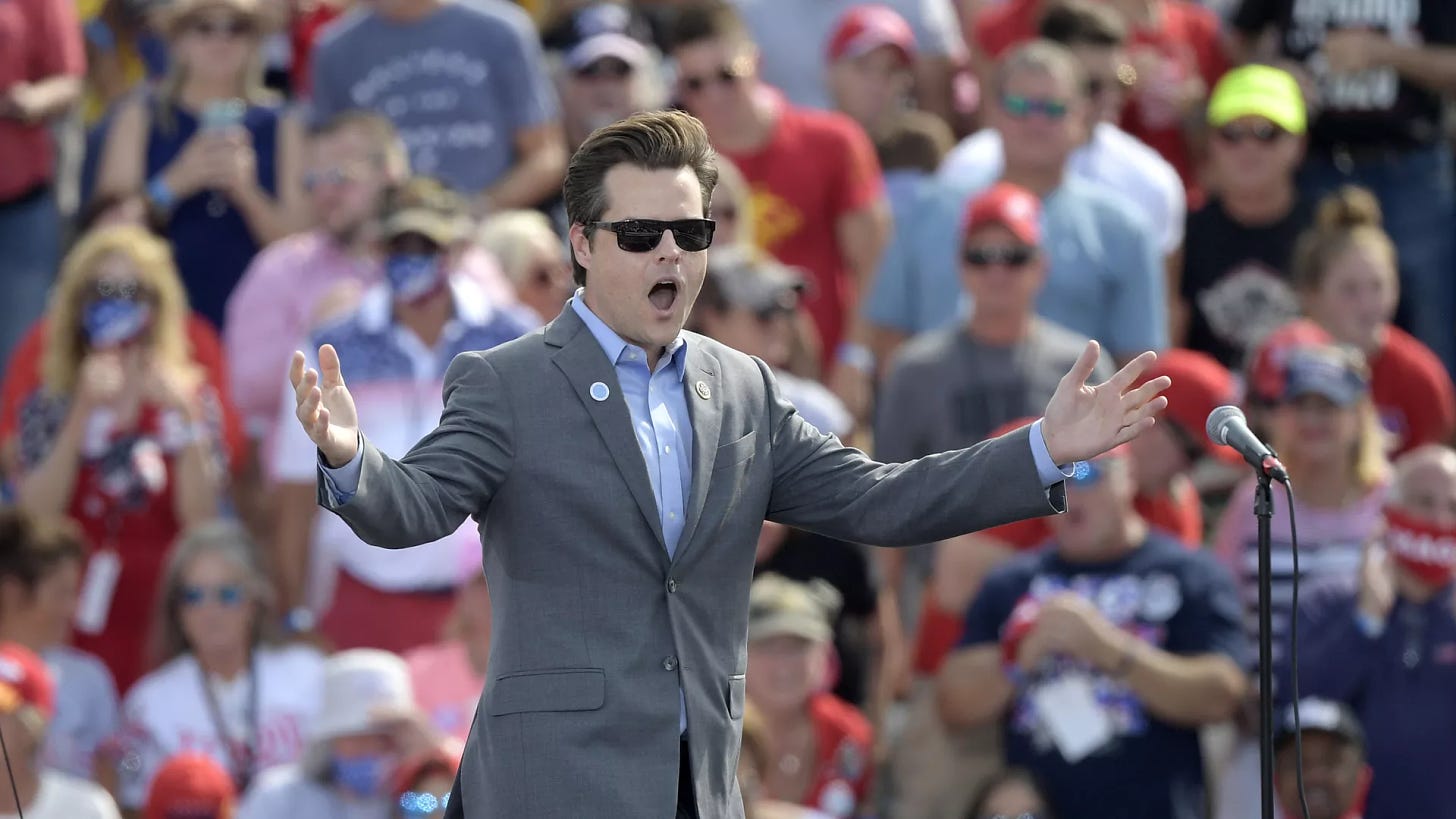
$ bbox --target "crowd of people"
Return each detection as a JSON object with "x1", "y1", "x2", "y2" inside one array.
[{"x1": 3, "y1": 0, "x2": 1456, "y2": 814}]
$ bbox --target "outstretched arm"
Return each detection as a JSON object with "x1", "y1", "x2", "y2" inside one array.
[{"x1": 293, "y1": 345, "x2": 513, "y2": 548}]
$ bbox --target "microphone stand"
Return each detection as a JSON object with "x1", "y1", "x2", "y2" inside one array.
[{"x1": 1254, "y1": 470, "x2": 1276, "y2": 819}]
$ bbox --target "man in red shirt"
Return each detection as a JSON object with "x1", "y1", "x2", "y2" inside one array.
[
  {"x1": 667, "y1": 0, "x2": 890, "y2": 405},
  {"x1": 0, "y1": 0, "x2": 85, "y2": 371}
]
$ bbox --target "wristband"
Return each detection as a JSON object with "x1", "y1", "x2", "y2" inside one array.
[
  {"x1": 1354, "y1": 609, "x2": 1387, "y2": 639},
  {"x1": 836, "y1": 342, "x2": 875, "y2": 374},
  {"x1": 283, "y1": 607, "x2": 316, "y2": 634},
  {"x1": 146, "y1": 175, "x2": 177, "y2": 213}
]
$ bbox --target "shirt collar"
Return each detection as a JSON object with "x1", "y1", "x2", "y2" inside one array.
[
  {"x1": 570, "y1": 288, "x2": 688, "y2": 380},
  {"x1": 357, "y1": 275, "x2": 493, "y2": 334}
]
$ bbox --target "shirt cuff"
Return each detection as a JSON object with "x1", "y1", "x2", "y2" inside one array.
[
  {"x1": 318, "y1": 439, "x2": 363, "y2": 504},
  {"x1": 1029, "y1": 419, "x2": 1078, "y2": 487},
  {"x1": 1353, "y1": 609, "x2": 1387, "y2": 640}
]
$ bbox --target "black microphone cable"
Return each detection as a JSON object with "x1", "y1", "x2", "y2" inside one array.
[
  {"x1": 0, "y1": 713, "x2": 24, "y2": 819},
  {"x1": 1282, "y1": 478, "x2": 1310, "y2": 819}
]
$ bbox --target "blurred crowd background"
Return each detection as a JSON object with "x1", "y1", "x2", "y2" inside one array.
[{"x1": 3, "y1": 0, "x2": 1456, "y2": 815}]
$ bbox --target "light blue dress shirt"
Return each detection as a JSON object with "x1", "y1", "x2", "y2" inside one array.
[{"x1": 318, "y1": 291, "x2": 1076, "y2": 736}]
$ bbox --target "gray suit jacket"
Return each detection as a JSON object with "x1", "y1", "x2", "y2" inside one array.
[{"x1": 320, "y1": 304, "x2": 1065, "y2": 818}]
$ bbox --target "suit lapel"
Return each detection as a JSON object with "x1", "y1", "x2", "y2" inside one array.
[
  {"x1": 546, "y1": 307, "x2": 667, "y2": 550},
  {"x1": 673, "y1": 341, "x2": 722, "y2": 566}
]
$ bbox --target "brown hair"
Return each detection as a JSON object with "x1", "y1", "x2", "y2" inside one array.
[
  {"x1": 666, "y1": 0, "x2": 751, "y2": 52},
  {"x1": 563, "y1": 110, "x2": 719, "y2": 285},
  {"x1": 1291, "y1": 185, "x2": 1398, "y2": 295},
  {"x1": 994, "y1": 39, "x2": 1089, "y2": 101},
  {"x1": 876, "y1": 110, "x2": 955, "y2": 172},
  {"x1": 0, "y1": 509, "x2": 87, "y2": 599},
  {"x1": 1039, "y1": 0, "x2": 1127, "y2": 47},
  {"x1": 310, "y1": 109, "x2": 411, "y2": 183}
]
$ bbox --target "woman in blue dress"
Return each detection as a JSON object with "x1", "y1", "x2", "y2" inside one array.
[{"x1": 94, "y1": 0, "x2": 306, "y2": 331}]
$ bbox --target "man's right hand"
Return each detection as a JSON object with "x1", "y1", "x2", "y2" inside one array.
[{"x1": 290, "y1": 344, "x2": 360, "y2": 468}]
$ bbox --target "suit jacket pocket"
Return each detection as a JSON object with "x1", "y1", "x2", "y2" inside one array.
[
  {"x1": 488, "y1": 668, "x2": 606, "y2": 716},
  {"x1": 727, "y1": 674, "x2": 746, "y2": 719},
  {"x1": 714, "y1": 431, "x2": 756, "y2": 470}
]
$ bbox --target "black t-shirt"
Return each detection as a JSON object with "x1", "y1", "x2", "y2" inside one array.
[
  {"x1": 960, "y1": 535, "x2": 1248, "y2": 819},
  {"x1": 1232, "y1": 0, "x2": 1456, "y2": 151},
  {"x1": 1180, "y1": 195, "x2": 1315, "y2": 370},
  {"x1": 756, "y1": 531, "x2": 878, "y2": 706}
]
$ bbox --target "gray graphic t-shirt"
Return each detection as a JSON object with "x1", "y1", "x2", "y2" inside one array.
[{"x1": 310, "y1": 0, "x2": 560, "y2": 194}]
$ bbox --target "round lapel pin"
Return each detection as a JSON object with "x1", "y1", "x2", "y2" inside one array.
[
  {"x1": 590, "y1": 382, "x2": 610, "y2": 402},
  {"x1": 695, "y1": 380, "x2": 711, "y2": 400}
]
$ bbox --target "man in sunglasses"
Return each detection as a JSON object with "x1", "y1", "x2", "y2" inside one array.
[
  {"x1": 550, "y1": 3, "x2": 666, "y2": 154},
  {"x1": 291, "y1": 109, "x2": 1171, "y2": 819},
  {"x1": 1179, "y1": 64, "x2": 1312, "y2": 370},
  {"x1": 939, "y1": 444, "x2": 1248, "y2": 819}
]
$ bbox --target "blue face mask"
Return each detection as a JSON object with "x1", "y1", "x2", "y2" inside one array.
[
  {"x1": 385, "y1": 253, "x2": 445, "y2": 303},
  {"x1": 332, "y1": 753, "x2": 394, "y2": 799},
  {"x1": 82, "y1": 298, "x2": 151, "y2": 348}
]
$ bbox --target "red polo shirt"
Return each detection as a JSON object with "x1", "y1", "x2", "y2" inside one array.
[{"x1": 0, "y1": 0, "x2": 85, "y2": 201}]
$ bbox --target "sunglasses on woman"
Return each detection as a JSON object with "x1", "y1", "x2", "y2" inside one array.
[
  {"x1": 1001, "y1": 93, "x2": 1069, "y2": 120},
  {"x1": 180, "y1": 584, "x2": 247, "y2": 607},
  {"x1": 188, "y1": 15, "x2": 254, "y2": 37},
  {"x1": 963, "y1": 245, "x2": 1036, "y2": 268},
  {"x1": 591, "y1": 218, "x2": 716, "y2": 252}
]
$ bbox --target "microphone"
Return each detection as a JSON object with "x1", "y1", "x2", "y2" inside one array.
[{"x1": 1206, "y1": 405, "x2": 1289, "y2": 484}]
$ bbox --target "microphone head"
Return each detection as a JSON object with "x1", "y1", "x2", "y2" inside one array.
[{"x1": 1206, "y1": 405, "x2": 1246, "y2": 445}]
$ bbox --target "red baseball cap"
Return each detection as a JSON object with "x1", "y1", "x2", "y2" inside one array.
[
  {"x1": 827, "y1": 5, "x2": 915, "y2": 65},
  {"x1": 144, "y1": 752, "x2": 236, "y2": 819},
  {"x1": 1245, "y1": 319, "x2": 1336, "y2": 405},
  {"x1": 0, "y1": 644, "x2": 53, "y2": 721},
  {"x1": 962, "y1": 182, "x2": 1041, "y2": 245},
  {"x1": 1135, "y1": 348, "x2": 1245, "y2": 466}
]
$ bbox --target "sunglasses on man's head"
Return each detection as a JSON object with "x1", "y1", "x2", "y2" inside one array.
[
  {"x1": 1215, "y1": 122, "x2": 1285, "y2": 145},
  {"x1": 680, "y1": 60, "x2": 751, "y2": 94},
  {"x1": 963, "y1": 245, "x2": 1036, "y2": 268},
  {"x1": 591, "y1": 218, "x2": 716, "y2": 252},
  {"x1": 180, "y1": 584, "x2": 246, "y2": 607},
  {"x1": 187, "y1": 15, "x2": 253, "y2": 37},
  {"x1": 1001, "y1": 94, "x2": 1069, "y2": 120}
]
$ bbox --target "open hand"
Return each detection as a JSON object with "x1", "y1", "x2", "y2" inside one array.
[
  {"x1": 290, "y1": 344, "x2": 360, "y2": 467},
  {"x1": 1041, "y1": 342, "x2": 1169, "y2": 465},
  {"x1": 1357, "y1": 539, "x2": 1396, "y2": 622},
  {"x1": 1323, "y1": 29, "x2": 1391, "y2": 74}
]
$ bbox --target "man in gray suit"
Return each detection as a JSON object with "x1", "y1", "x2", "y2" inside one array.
[{"x1": 288, "y1": 110, "x2": 1171, "y2": 819}]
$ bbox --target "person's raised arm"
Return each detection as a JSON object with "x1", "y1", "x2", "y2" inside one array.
[
  {"x1": 292, "y1": 343, "x2": 513, "y2": 547},
  {"x1": 15, "y1": 355, "x2": 120, "y2": 516}
]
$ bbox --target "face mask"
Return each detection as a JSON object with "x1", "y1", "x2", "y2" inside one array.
[
  {"x1": 1384, "y1": 506, "x2": 1456, "y2": 587},
  {"x1": 332, "y1": 753, "x2": 394, "y2": 799},
  {"x1": 82, "y1": 298, "x2": 152, "y2": 349},
  {"x1": 385, "y1": 253, "x2": 445, "y2": 304}
]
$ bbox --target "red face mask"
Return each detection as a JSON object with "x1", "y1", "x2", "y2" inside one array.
[{"x1": 1384, "y1": 506, "x2": 1456, "y2": 588}]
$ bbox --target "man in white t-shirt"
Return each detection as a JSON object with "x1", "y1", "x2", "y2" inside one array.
[
  {"x1": 0, "y1": 643, "x2": 119, "y2": 819},
  {"x1": 939, "y1": 2, "x2": 1185, "y2": 259}
]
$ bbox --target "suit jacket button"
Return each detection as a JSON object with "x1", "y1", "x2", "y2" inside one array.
[
  {"x1": 666, "y1": 579, "x2": 678, "y2": 593},
  {"x1": 663, "y1": 656, "x2": 678, "y2": 671}
]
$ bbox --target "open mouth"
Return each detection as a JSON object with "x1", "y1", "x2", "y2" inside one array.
[{"x1": 648, "y1": 280, "x2": 679, "y2": 312}]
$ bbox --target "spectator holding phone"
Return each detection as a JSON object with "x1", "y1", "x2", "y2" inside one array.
[{"x1": 93, "y1": 0, "x2": 308, "y2": 331}]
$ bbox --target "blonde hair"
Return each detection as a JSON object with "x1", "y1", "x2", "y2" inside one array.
[
  {"x1": 43, "y1": 225, "x2": 196, "y2": 396},
  {"x1": 713, "y1": 157, "x2": 754, "y2": 248},
  {"x1": 149, "y1": 519, "x2": 277, "y2": 669},
  {"x1": 155, "y1": 0, "x2": 276, "y2": 134},
  {"x1": 1271, "y1": 345, "x2": 1390, "y2": 493},
  {"x1": 477, "y1": 210, "x2": 566, "y2": 284},
  {"x1": 1292, "y1": 186, "x2": 1398, "y2": 295}
]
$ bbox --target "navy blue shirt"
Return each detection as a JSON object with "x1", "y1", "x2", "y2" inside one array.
[
  {"x1": 962, "y1": 534, "x2": 1247, "y2": 819},
  {"x1": 1279, "y1": 576, "x2": 1456, "y2": 819}
]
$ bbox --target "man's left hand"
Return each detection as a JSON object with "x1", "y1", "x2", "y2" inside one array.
[{"x1": 1041, "y1": 342, "x2": 1169, "y2": 465}]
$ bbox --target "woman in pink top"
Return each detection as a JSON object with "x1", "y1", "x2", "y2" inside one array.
[
  {"x1": 1211, "y1": 339, "x2": 1389, "y2": 819},
  {"x1": 403, "y1": 554, "x2": 490, "y2": 744}
]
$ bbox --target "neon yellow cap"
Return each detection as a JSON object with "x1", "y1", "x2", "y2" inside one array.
[{"x1": 1207, "y1": 64, "x2": 1307, "y2": 135}]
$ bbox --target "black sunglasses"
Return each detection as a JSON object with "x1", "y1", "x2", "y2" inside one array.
[
  {"x1": 188, "y1": 15, "x2": 253, "y2": 37},
  {"x1": 963, "y1": 245, "x2": 1036, "y2": 268},
  {"x1": 681, "y1": 60, "x2": 751, "y2": 94},
  {"x1": 1216, "y1": 122, "x2": 1285, "y2": 145},
  {"x1": 591, "y1": 219, "x2": 716, "y2": 252},
  {"x1": 575, "y1": 58, "x2": 633, "y2": 80}
]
